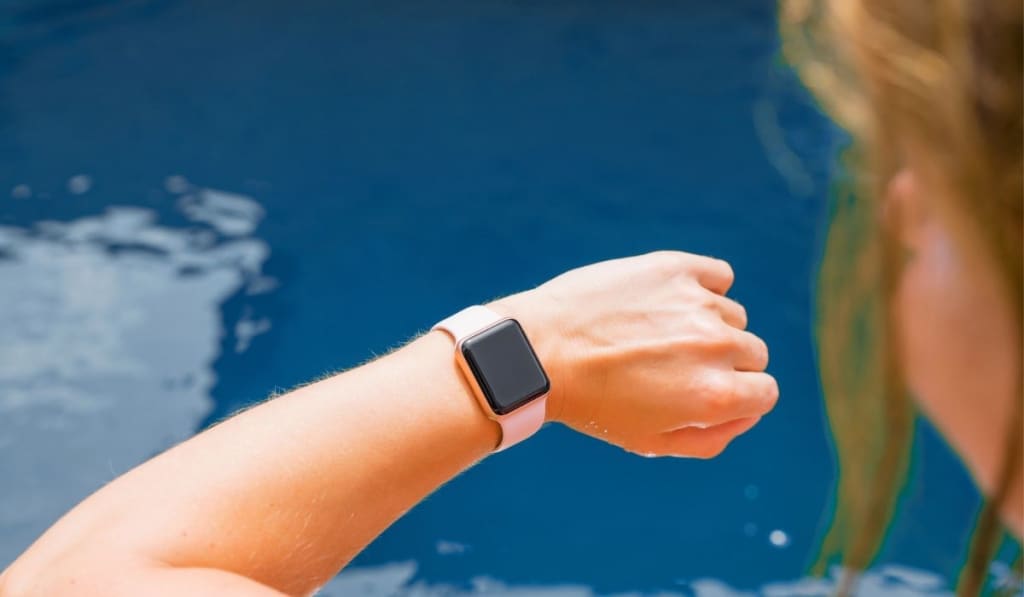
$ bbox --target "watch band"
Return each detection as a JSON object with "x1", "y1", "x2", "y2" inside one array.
[{"x1": 432, "y1": 305, "x2": 548, "y2": 451}]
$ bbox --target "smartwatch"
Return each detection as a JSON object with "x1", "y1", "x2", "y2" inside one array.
[{"x1": 432, "y1": 305, "x2": 550, "y2": 451}]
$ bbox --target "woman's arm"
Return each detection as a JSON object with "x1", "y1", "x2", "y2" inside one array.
[
  {"x1": 1, "y1": 251, "x2": 778, "y2": 597},
  {"x1": 3, "y1": 332, "x2": 499, "y2": 596}
]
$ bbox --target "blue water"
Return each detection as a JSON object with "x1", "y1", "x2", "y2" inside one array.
[{"x1": 0, "y1": 0, "x2": 991, "y2": 594}]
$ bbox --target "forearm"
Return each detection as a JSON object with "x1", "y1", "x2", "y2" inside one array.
[
  {"x1": 5, "y1": 331, "x2": 499, "y2": 596},
  {"x1": 4, "y1": 252, "x2": 778, "y2": 597}
]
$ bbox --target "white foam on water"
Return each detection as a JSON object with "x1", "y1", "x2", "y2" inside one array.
[
  {"x1": 235, "y1": 308, "x2": 272, "y2": 353},
  {"x1": 178, "y1": 188, "x2": 266, "y2": 236},
  {"x1": 0, "y1": 191, "x2": 270, "y2": 567},
  {"x1": 322, "y1": 563, "x2": 964, "y2": 596},
  {"x1": 436, "y1": 540, "x2": 470, "y2": 556}
]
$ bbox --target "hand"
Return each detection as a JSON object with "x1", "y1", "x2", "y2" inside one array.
[{"x1": 493, "y1": 251, "x2": 777, "y2": 458}]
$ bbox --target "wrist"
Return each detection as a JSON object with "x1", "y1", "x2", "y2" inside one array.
[{"x1": 404, "y1": 332, "x2": 503, "y2": 452}]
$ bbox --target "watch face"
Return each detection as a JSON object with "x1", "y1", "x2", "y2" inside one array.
[{"x1": 460, "y1": 319, "x2": 550, "y2": 415}]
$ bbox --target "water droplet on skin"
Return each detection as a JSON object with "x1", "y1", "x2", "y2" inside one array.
[
  {"x1": 67, "y1": 174, "x2": 92, "y2": 195},
  {"x1": 11, "y1": 184, "x2": 31, "y2": 199},
  {"x1": 769, "y1": 529, "x2": 790, "y2": 548}
]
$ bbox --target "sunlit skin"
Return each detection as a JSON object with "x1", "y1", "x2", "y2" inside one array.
[
  {"x1": 0, "y1": 251, "x2": 778, "y2": 597},
  {"x1": 888, "y1": 168, "x2": 1022, "y2": 536}
]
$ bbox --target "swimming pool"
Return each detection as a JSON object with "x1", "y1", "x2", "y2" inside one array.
[{"x1": 0, "y1": 0, "x2": 1003, "y2": 594}]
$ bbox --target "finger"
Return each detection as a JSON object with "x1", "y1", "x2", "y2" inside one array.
[
  {"x1": 654, "y1": 416, "x2": 761, "y2": 459},
  {"x1": 731, "y1": 329, "x2": 769, "y2": 371},
  {"x1": 689, "y1": 256, "x2": 735, "y2": 295},
  {"x1": 713, "y1": 293, "x2": 748, "y2": 330},
  {"x1": 731, "y1": 371, "x2": 779, "y2": 416},
  {"x1": 692, "y1": 371, "x2": 779, "y2": 424}
]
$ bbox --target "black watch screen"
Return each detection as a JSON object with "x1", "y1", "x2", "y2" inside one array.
[{"x1": 460, "y1": 319, "x2": 550, "y2": 415}]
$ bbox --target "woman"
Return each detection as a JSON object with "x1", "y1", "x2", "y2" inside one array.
[
  {"x1": 1, "y1": 1, "x2": 1020, "y2": 596},
  {"x1": 782, "y1": 0, "x2": 1022, "y2": 593}
]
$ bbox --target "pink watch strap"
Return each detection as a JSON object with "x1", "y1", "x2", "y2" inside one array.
[{"x1": 432, "y1": 305, "x2": 548, "y2": 451}]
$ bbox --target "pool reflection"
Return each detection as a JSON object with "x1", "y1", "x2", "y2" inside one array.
[{"x1": 0, "y1": 185, "x2": 272, "y2": 565}]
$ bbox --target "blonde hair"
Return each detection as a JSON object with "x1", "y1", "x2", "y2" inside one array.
[{"x1": 779, "y1": 0, "x2": 1022, "y2": 594}]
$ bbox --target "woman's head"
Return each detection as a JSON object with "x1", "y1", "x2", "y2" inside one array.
[{"x1": 780, "y1": 0, "x2": 1022, "y2": 592}]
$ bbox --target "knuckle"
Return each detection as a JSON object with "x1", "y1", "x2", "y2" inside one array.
[
  {"x1": 646, "y1": 249, "x2": 681, "y2": 263},
  {"x1": 690, "y1": 255, "x2": 735, "y2": 284},
  {"x1": 747, "y1": 375, "x2": 779, "y2": 414},
  {"x1": 704, "y1": 376, "x2": 737, "y2": 411},
  {"x1": 674, "y1": 277, "x2": 707, "y2": 301},
  {"x1": 646, "y1": 250, "x2": 686, "y2": 275},
  {"x1": 765, "y1": 376, "x2": 781, "y2": 406},
  {"x1": 752, "y1": 336, "x2": 770, "y2": 368},
  {"x1": 700, "y1": 326, "x2": 735, "y2": 352},
  {"x1": 709, "y1": 392, "x2": 734, "y2": 416},
  {"x1": 699, "y1": 293, "x2": 719, "y2": 312},
  {"x1": 734, "y1": 303, "x2": 749, "y2": 325},
  {"x1": 734, "y1": 330, "x2": 768, "y2": 368},
  {"x1": 708, "y1": 370, "x2": 735, "y2": 394},
  {"x1": 715, "y1": 259, "x2": 735, "y2": 282}
]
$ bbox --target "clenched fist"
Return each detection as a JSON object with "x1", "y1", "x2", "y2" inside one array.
[{"x1": 493, "y1": 251, "x2": 778, "y2": 458}]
